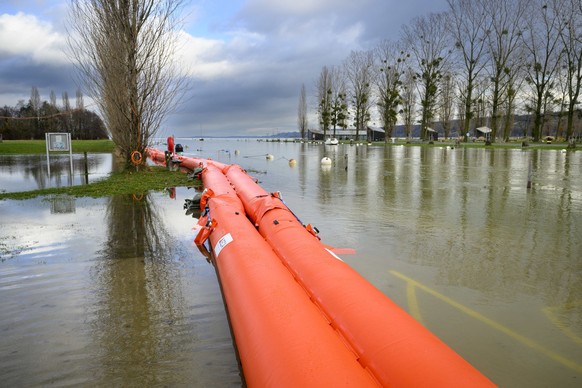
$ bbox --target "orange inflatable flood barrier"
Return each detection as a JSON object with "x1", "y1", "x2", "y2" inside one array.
[
  {"x1": 224, "y1": 164, "x2": 493, "y2": 387},
  {"x1": 196, "y1": 164, "x2": 378, "y2": 386},
  {"x1": 147, "y1": 148, "x2": 494, "y2": 387},
  {"x1": 147, "y1": 147, "x2": 229, "y2": 171}
]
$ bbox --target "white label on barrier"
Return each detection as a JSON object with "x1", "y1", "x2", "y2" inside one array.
[{"x1": 214, "y1": 233, "x2": 233, "y2": 258}]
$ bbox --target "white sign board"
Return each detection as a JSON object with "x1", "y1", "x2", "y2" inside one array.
[
  {"x1": 47, "y1": 133, "x2": 70, "y2": 151},
  {"x1": 45, "y1": 132, "x2": 73, "y2": 181}
]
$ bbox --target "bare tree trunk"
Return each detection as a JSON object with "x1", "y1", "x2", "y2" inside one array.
[
  {"x1": 297, "y1": 84, "x2": 308, "y2": 139},
  {"x1": 438, "y1": 72, "x2": 455, "y2": 139},
  {"x1": 401, "y1": 69, "x2": 416, "y2": 139}
]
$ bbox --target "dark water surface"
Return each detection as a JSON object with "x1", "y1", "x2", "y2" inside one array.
[
  {"x1": 0, "y1": 153, "x2": 115, "y2": 193},
  {"x1": 0, "y1": 192, "x2": 240, "y2": 386},
  {"x1": 1, "y1": 139, "x2": 581, "y2": 386}
]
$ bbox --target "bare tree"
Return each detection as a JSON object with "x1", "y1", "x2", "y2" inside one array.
[
  {"x1": 344, "y1": 50, "x2": 375, "y2": 140},
  {"x1": 74, "y1": 89, "x2": 84, "y2": 140},
  {"x1": 401, "y1": 68, "x2": 417, "y2": 139},
  {"x1": 67, "y1": 0, "x2": 187, "y2": 166},
  {"x1": 402, "y1": 13, "x2": 451, "y2": 140},
  {"x1": 30, "y1": 86, "x2": 41, "y2": 113},
  {"x1": 49, "y1": 91, "x2": 57, "y2": 108},
  {"x1": 316, "y1": 66, "x2": 333, "y2": 138},
  {"x1": 30, "y1": 86, "x2": 41, "y2": 138},
  {"x1": 329, "y1": 66, "x2": 348, "y2": 138},
  {"x1": 456, "y1": 80, "x2": 467, "y2": 136},
  {"x1": 46, "y1": 90, "x2": 60, "y2": 133},
  {"x1": 375, "y1": 39, "x2": 408, "y2": 141},
  {"x1": 438, "y1": 71, "x2": 456, "y2": 139},
  {"x1": 501, "y1": 63, "x2": 525, "y2": 141},
  {"x1": 473, "y1": 76, "x2": 491, "y2": 129},
  {"x1": 552, "y1": 63, "x2": 570, "y2": 139},
  {"x1": 447, "y1": 0, "x2": 491, "y2": 141},
  {"x1": 484, "y1": 0, "x2": 528, "y2": 141},
  {"x1": 521, "y1": 0, "x2": 565, "y2": 142},
  {"x1": 557, "y1": 0, "x2": 582, "y2": 141},
  {"x1": 61, "y1": 91, "x2": 73, "y2": 135},
  {"x1": 297, "y1": 83, "x2": 308, "y2": 139}
]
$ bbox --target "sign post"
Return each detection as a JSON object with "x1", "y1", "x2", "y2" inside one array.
[{"x1": 45, "y1": 133, "x2": 73, "y2": 182}]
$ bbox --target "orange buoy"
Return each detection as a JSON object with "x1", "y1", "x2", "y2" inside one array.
[{"x1": 167, "y1": 136, "x2": 174, "y2": 153}]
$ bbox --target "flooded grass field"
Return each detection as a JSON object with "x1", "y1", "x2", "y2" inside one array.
[{"x1": 1, "y1": 139, "x2": 581, "y2": 386}]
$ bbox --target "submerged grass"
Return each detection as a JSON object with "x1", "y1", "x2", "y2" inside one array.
[{"x1": 0, "y1": 166, "x2": 196, "y2": 200}]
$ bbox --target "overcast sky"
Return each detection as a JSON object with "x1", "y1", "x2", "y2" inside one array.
[{"x1": 0, "y1": 0, "x2": 448, "y2": 137}]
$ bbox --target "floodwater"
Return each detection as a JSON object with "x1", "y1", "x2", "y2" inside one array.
[
  {"x1": 0, "y1": 153, "x2": 115, "y2": 193},
  {"x1": 1, "y1": 139, "x2": 581, "y2": 387}
]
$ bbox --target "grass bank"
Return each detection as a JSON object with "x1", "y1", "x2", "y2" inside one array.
[
  {"x1": 0, "y1": 166, "x2": 196, "y2": 200},
  {"x1": 0, "y1": 139, "x2": 115, "y2": 154}
]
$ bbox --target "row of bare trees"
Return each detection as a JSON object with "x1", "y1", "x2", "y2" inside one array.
[
  {"x1": 308, "y1": 0, "x2": 582, "y2": 142},
  {"x1": 67, "y1": 0, "x2": 187, "y2": 166},
  {"x1": 0, "y1": 86, "x2": 107, "y2": 140}
]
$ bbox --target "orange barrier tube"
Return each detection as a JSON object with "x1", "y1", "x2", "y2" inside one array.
[
  {"x1": 223, "y1": 164, "x2": 494, "y2": 387},
  {"x1": 198, "y1": 164, "x2": 379, "y2": 387},
  {"x1": 146, "y1": 149, "x2": 494, "y2": 386},
  {"x1": 147, "y1": 147, "x2": 166, "y2": 164},
  {"x1": 147, "y1": 148, "x2": 229, "y2": 171}
]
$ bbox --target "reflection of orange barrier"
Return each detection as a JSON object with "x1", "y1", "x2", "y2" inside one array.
[{"x1": 147, "y1": 148, "x2": 494, "y2": 387}]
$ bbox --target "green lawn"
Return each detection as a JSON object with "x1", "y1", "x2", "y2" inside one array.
[{"x1": 0, "y1": 139, "x2": 115, "y2": 154}]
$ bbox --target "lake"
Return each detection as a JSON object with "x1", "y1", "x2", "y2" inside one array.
[{"x1": 1, "y1": 138, "x2": 581, "y2": 386}]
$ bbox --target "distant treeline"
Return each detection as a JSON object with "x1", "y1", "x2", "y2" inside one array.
[
  {"x1": 309, "y1": 0, "x2": 582, "y2": 142},
  {"x1": 0, "y1": 86, "x2": 107, "y2": 140}
]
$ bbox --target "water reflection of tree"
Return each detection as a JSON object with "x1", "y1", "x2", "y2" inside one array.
[
  {"x1": 410, "y1": 149, "x2": 581, "y2": 325},
  {"x1": 92, "y1": 193, "x2": 188, "y2": 386}
]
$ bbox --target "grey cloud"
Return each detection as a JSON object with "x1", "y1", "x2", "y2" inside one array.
[
  {"x1": 0, "y1": 59, "x2": 78, "y2": 105},
  {"x1": 0, "y1": 0, "x2": 449, "y2": 137}
]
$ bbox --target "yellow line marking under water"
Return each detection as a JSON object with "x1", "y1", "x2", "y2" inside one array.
[
  {"x1": 406, "y1": 281, "x2": 424, "y2": 324},
  {"x1": 543, "y1": 301, "x2": 582, "y2": 347},
  {"x1": 390, "y1": 270, "x2": 582, "y2": 375}
]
